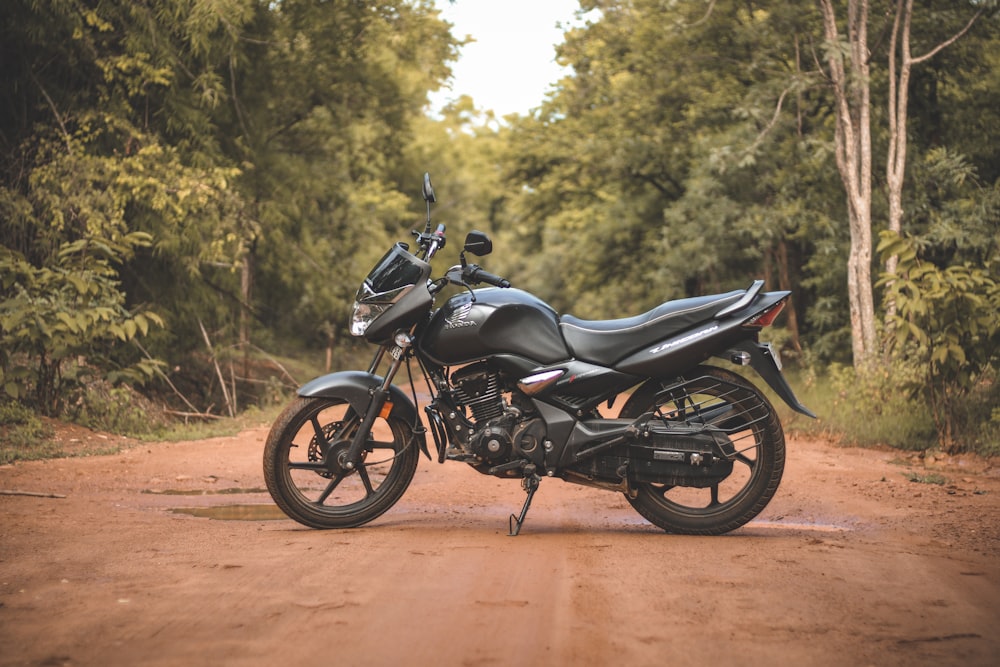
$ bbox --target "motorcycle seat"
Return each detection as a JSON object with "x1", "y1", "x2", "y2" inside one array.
[{"x1": 559, "y1": 291, "x2": 743, "y2": 365}]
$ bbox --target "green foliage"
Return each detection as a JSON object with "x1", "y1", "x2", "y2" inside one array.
[
  {"x1": 66, "y1": 380, "x2": 168, "y2": 435},
  {"x1": 819, "y1": 362, "x2": 937, "y2": 450},
  {"x1": 2, "y1": 0, "x2": 998, "y2": 464},
  {"x1": 0, "y1": 235, "x2": 165, "y2": 414},
  {"x1": 878, "y1": 230, "x2": 1000, "y2": 451},
  {"x1": 1, "y1": 0, "x2": 460, "y2": 420},
  {"x1": 902, "y1": 471, "x2": 948, "y2": 486},
  {"x1": 0, "y1": 401, "x2": 56, "y2": 464},
  {"x1": 497, "y1": 0, "x2": 847, "y2": 367},
  {"x1": 496, "y1": 0, "x2": 1000, "y2": 367}
]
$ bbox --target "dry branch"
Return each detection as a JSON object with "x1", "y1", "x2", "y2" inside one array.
[{"x1": 0, "y1": 489, "x2": 67, "y2": 499}]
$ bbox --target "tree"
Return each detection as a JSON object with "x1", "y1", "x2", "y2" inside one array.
[
  {"x1": 500, "y1": 0, "x2": 837, "y2": 361},
  {"x1": 817, "y1": 0, "x2": 879, "y2": 367},
  {"x1": 816, "y1": 0, "x2": 987, "y2": 367},
  {"x1": 0, "y1": 0, "x2": 242, "y2": 410},
  {"x1": 1, "y1": 0, "x2": 460, "y2": 415},
  {"x1": 885, "y1": 0, "x2": 984, "y2": 251}
]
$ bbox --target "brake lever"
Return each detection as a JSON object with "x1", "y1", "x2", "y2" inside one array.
[{"x1": 443, "y1": 264, "x2": 476, "y2": 302}]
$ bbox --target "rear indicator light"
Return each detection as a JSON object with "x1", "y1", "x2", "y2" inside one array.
[{"x1": 743, "y1": 301, "x2": 786, "y2": 328}]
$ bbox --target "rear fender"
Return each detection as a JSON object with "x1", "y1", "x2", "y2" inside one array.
[
  {"x1": 298, "y1": 370, "x2": 430, "y2": 459},
  {"x1": 722, "y1": 341, "x2": 817, "y2": 418},
  {"x1": 619, "y1": 344, "x2": 816, "y2": 420}
]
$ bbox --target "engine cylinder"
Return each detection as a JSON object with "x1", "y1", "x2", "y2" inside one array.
[{"x1": 451, "y1": 362, "x2": 504, "y2": 422}]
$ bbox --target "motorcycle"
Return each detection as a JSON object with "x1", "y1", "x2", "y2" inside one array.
[{"x1": 263, "y1": 174, "x2": 815, "y2": 536}]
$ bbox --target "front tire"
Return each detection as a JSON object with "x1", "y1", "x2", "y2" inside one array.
[
  {"x1": 263, "y1": 396, "x2": 419, "y2": 529},
  {"x1": 619, "y1": 366, "x2": 785, "y2": 535}
]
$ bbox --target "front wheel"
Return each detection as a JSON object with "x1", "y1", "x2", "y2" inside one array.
[
  {"x1": 263, "y1": 396, "x2": 419, "y2": 529},
  {"x1": 619, "y1": 366, "x2": 785, "y2": 535}
]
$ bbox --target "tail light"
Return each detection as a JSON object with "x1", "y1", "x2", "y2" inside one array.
[{"x1": 743, "y1": 301, "x2": 785, "y2": 328}]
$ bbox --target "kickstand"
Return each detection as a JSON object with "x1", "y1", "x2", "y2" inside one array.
[{"x1": 508, "y1": 465, "x2": 540, "y2": 537}]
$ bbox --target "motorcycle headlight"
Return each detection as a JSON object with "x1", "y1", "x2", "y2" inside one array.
[{"x1": 350, "y1": 300, "x2": 390, "y2": 337}]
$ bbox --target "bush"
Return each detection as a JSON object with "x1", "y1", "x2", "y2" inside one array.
[
  {"x1": 0, "y1": 238, "x2": 164, "y2": 416},
  {"x1": 0, "y1": 401, "x2": 57, "y2": 464},
  {"x1": 827, "y1": 362, "x2": 937, "y2": 450},
  {"x1": 878, "y1": 231, "x2": 1000, "y2": 453},
  {"x1": 66, "y1": 379, "x2": 169, "y2": 436}
]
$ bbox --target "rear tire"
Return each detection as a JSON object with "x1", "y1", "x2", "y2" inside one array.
[
  {"x1": 263, "y1": 396, "x2": 419, "y2": 529},
  {"x1": 619, "y1": 366, "x2": 785, "y2": 535}
]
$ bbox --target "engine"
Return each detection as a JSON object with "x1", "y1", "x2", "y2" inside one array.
[
  {"x1": 451, "y1": 362, "x2": 504, "y2": 423},
  {"x1": 449, "y1": 362, "x2": 545, "y2": 472}
]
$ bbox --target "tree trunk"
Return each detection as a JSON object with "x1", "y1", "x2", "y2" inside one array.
[
  {"x1": 776, "y1": 239, "x2": 802, "y2": 355},
  {"x1": 818, "y1": 0, "x2": 878, "y2": 369},
  {"x1": 883, "y1": 0, "x2": 983, "y2": 339},
  {"x1": 240, "y1": 237, "x2": 256, "y2": 380}
]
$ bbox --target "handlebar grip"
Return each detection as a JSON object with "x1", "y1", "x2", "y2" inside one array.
[{"x1": 468, "y1": 266, "x2": 510, "y2": 288}]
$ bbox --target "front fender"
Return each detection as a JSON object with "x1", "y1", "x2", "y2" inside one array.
[{"x1": 298, "y1": 370, "x2": 430, "y2": 459}]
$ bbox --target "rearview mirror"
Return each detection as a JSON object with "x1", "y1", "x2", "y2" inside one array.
[
  {"x1": 463, "y1": 231, "x2": 493, "y2": 257},
  {"x1": 422, "y1": 173, "x2": 436, "y2": 203}
]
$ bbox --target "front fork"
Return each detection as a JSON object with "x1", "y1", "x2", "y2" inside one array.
[{"x1": 342, "y1": 339, "x2": 410, "y2": 469}]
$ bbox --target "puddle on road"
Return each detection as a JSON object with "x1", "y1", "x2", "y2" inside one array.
[
  {"x1": 751, "y1": 520, "x2": 851, "y2": 533},
  {"x1": 143, "y1": 488, "x2": 268, "y2": 496},
  {"x1": 170, "y1": 504, "x2": 288, "y2": 521}
]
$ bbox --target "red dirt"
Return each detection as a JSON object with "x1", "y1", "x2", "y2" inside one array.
[{"x1": 2, "y1": 423, "x2": 998, "y2": 666}]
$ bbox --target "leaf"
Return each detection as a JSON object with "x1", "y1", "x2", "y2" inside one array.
[
  {"x1": 55, "y1": 311, "x2": 80, "y2": 333},
  {"x1": 66, "y1": 275, "x2": 89, "y2": 294}
]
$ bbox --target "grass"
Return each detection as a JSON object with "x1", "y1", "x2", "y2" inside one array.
[
  {"x1": 0, "y1": 402, "x2": 58, "y2": 465},
  {"x1": 145, "y1": 404, "x2": 282, "y2": 442},
  {"x1": 902, "y1": 471, "x2": 948, "y2": 485},
  {"x1": 775, "y1": 363, "x2": 938, "y2": 451}
]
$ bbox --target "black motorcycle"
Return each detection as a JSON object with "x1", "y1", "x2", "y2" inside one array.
[{"x1": 263, "y1": 174, "x2": 815, "y2": 536}]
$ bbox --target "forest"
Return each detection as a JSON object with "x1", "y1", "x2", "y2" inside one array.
[{"x1": 1, "y1": 0, "x2": 998, "y2": 457}]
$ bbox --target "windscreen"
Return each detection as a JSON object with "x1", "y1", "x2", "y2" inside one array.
[{"x1": 365, "y1": 243, "x2": 428, "y2": 296}]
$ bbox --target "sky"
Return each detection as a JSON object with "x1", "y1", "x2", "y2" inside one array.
[{"x1": 428, "y1": 0, "x2": 593, "y2": 118}]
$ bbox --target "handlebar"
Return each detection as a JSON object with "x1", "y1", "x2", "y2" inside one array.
[
  {"x1": 416, "y1": 225, "x2": 511, "y2": 289},
  {"x1": 464, "y1": 265, "x2": 510, "y2": 288},
  {"x1": 415, "y1": 223, "x2": 447, "y2": 260}
]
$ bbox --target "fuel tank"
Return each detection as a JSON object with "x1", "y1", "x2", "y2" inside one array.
[{"x1": 418, "y1": 288, "x2": 569, "y2": 366}]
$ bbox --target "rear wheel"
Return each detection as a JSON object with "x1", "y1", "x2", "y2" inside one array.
[
  {"x1": 619, "y1": 366, "x2": 785, "y2": 535},
  {"x1": 263, "y1": 396, "x2": 419, "y2": 529}
]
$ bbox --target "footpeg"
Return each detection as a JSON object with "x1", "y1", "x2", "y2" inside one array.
[{"x1": 508, "y1": 465, "x2": 541, "y2": 537}]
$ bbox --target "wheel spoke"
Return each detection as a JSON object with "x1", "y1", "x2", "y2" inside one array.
[
  {"x1": 702, "y1": 404, "x2": 747, "y2": 430},
  {"x1": 356, "y1": 464, "x2": 376, "y2": 498},
  {"x1": 309, "y1": 415, "x2": 326, "y2": 443},
  {"x1": 709, "y1": 484, "x2": 720, "y2": 507},
  {"x1": 734, "y1": 452, "x2": 756, "y2": 469},
  {"x1": 263, "y1": 396, "x2": 420, "y2": 528},
  {"x1": 288, "y1": 461, "x2": 329, "y2": 472},
  {"x1": 367, "y1": 439, "x2": 397, "y2": 451},
  {"x1": 309, "y1": 415, "x2": 327, "y2": 446},
  {"x1": 315, "y1": 472, "x2": 347, "y2": 505}
]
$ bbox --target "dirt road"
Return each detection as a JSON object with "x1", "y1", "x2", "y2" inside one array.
[{"x1": 1, "y1": 424, "x2": 998, "y2": 666}]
